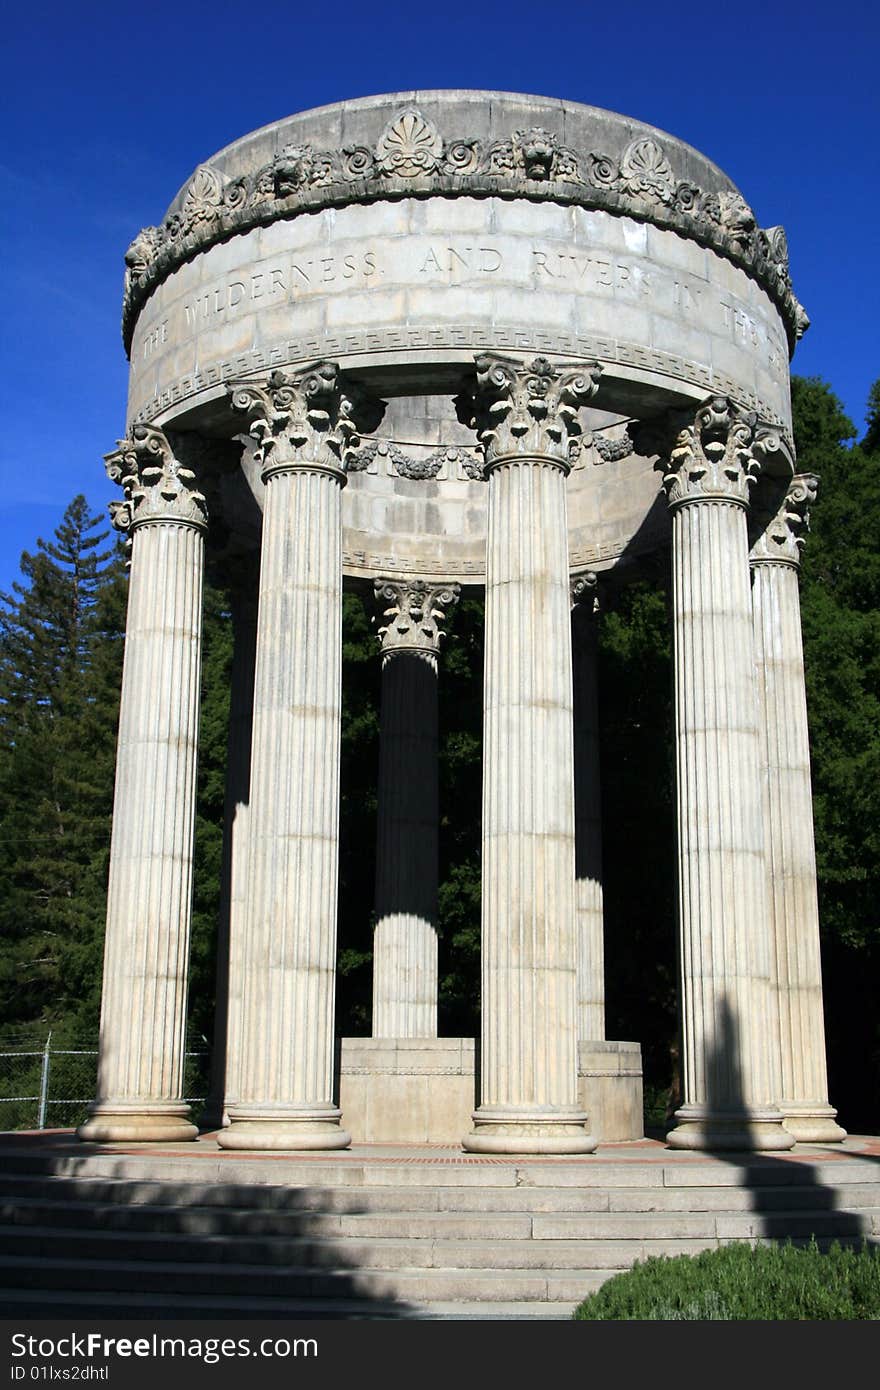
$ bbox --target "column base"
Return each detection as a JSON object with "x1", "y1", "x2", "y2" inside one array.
[
  {"x1": 781, "y1": 1103, "x2": 847, "y2": 1144},
  {"x1": 218, "y1": 1103, "x2": 351, "y2": 1151},
  {"x1": 666, "y1": 1104, "x2": 796, "y2": 1151},
  {"x1": 462, "y1": 1105, "x2": 596, "y2": 1155},
  {"x1": 77, "y1": 1101, "x2": 198, "y2": 1144}
]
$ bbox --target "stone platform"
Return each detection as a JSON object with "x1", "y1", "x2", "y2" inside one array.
[{"x1": 0, "y1": 1131, "x2": 877, "y2": 1320}]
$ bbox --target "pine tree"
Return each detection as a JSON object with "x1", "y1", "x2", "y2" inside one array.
[
  {"x1": 0, "y1": 497, "x2": 127, "y2": 1045},
  {"x1": 793, "y1": 376, "x2": 880, "y2": 1129}
]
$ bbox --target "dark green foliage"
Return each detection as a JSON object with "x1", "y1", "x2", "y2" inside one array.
[
  {"x1": 188, "y1": 578, "x2": 233, "y2": 1048},
  {"x1": 437, "y1": 596, "x2": 483, "y2": 1036},
  {"x1": 793, "y1": 376, "x2": 880, "y2": 1131},
  {"x1": 572, "y1": 1239, "x2": 880, "y2": 1320},
  {"x1": 599, "y1": 577, "x2": 677, "y2": 1111},
  {"x1": 0, "y1": 498, "x2": 127, "y2": 1048},
  {"x1": 336, "y1": 589, "x2": 381, "y2": 1034}
]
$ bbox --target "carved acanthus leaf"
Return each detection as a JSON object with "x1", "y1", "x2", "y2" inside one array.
[
  {"x1": 456, "y1": 354, "x2": 602, "y2": 467},
  {"x1": 104, "y1": 424, "x2": 208, "y2": 532},
  {"x1": 750, "y1": 473, "x2": 819, "y2": 567},
  {"x1": 374, "y1": 577, "x2": 460, "y2": 655},
  {"x1": 650, "y1": 395, "x2": 763, "y2": 507},
  {"x1": 227, "y1": 363, "x2": 385, "y2": 476}
]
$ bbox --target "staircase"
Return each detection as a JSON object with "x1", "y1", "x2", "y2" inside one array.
[{"x1": 1, "y1": 1137, "x2": 878, "y2": 1319}]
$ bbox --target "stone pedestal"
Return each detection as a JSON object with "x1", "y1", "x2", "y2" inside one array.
[
  {"x1": 79, "y1": 427, "x2": 207, "y2": 1143},
  {"x1": 338, "y1": 1037, "x2": 643, "y2": 1143},
  {"x1": 571, "y1": 573, "x2": 605, "y2": 1042},
  {"x1": 219, "y1": 364, "x2": 382, "y2": 1151},
  {"x1": 750, "y1": 476, "x2": 845, "y2": 1143},
  {"x1": 457, "y1": 355, "x2": 600, "y2": 1153},
  {"x1": 372, "y1": 578, "x2": 459, "y2": 1038},
  {"x1": 652, "y1": 399, "x2": 794, "y2": 1151}
]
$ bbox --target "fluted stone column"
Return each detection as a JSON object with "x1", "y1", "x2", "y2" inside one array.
[
  {"x1": 750, "y1": 475, "x2": 845, "y2": 1142},
  {"x1": 202, "y1": 556, "x2": 259, "y2": 1129},
  {"x1": 571, "y1": 572, "x2": 605, "y2": 1042},
  {"x1": 372, "y1": 577, "x2": 459, "y2": 1038},
  {"x1": 219, "y1": 364, "x2": 383, "y2": 1151},
  {"x1": 79, "y1": 427, "x2": 208, "y2": 1143},
  {"x1": 649, "y1": 397, "x2": 794, "y2": 1151},
  {"x1": 457, "y1": 354, "x2": 601, "y2": 1153}
]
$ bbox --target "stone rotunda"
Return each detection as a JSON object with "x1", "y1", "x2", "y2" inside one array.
[{"x1": 78, "y1": 90, "x2": 844, "y2": 1155}]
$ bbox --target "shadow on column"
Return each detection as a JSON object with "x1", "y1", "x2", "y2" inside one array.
[{"x1": 701, "y1": 997, "x2": 878, "y2": 1248}]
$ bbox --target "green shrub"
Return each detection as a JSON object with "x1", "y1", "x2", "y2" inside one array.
[{"x1": 573, "y1": 1240, "x2": 880, "y2": 1320}]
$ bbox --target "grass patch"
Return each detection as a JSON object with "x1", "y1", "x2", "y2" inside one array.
[{"x1": 573, "y1": 1240, "x2": 880, "y2": 1320}]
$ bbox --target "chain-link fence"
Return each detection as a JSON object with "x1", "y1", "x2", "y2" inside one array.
[{"x1": 0, "y1": 1040, "x2": 211, "y2": 1131}]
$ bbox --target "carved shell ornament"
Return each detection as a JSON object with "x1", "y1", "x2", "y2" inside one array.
[
  {"x1": 182, "y1": 165, "x2": 224, "y2": 225},
  {"x1": 620, "y1": 139, "x2": 675, "y2": 203},
  {"x1": 121, "y1": 105, "x2": 808, "y2": 354},
  {"x1": 376, "y1": 107, "x2": 444, "y2": 177}
]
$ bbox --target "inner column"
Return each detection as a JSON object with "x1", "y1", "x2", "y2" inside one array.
[
  {"x1": 457, "y1": 353, "x2": 600, "y2": 1154},
  {"x1": 372, "y1": 577, "x2": 459, "y2": 1038},
  {"x1": 571, "y1": 571, "x2": 605, "y2": 1042}
]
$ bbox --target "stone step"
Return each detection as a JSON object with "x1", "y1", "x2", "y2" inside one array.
[
  {"x1": 0, "y1": 1285, "x2": 591, "y2": 1320},
  {"x1": 0, "y1": 1201, "x2": 535, "y2": 1240},
  {"x1": 0, "y1": 1254, "x2": 622, "y2": 1304},
  {"x1": 4, "y1": 1199, "x2": 873, "y2": 1260},
  {"x1": 7, "y1": 1147, "x2": 877, "y2": 1190},
  {"x1": 3, "y1": 1214, "x2": 873, "y2": 1274},
  {"x1": 3, "y1": 1167, "x2": 873, "y2": 1212},
  {"x1": 5, "y1": 1186, "x2": 876, "y2": 1242},
  {"x1": 0, "y1": 1224, "x2": 706, "y2": 1272}
]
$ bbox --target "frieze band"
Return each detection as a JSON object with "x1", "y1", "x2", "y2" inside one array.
[{"x1": 122, "y1": 107, "x2": 807, "y2": 354}]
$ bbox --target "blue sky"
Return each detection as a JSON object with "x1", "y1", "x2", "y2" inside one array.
[{"x1": 1, "y1": 0, "x2": 877, "y2": 593}]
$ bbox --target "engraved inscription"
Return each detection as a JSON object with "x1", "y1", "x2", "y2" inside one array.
[
  {"x1": 142, "y1": 321, "x2": 168, "y2": 358},
  {"x1": 182, "y1": 252, "x2": 379, "y2": 326},
  {"x1": 530, "y1": 249, "x2": 651, "y2": 296},
  {"x1": 720, "y1": 299, "x2": 787, "y2": 377},
  {"x1": 417, "y1": 245, "x2": 504, "y2": 275},
  {"x1": 673, "y1": 280, "x2": 702, "y2": 313}
]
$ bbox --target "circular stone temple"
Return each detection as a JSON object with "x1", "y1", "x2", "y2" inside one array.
[{"x1": 78, "y1": 90, "x2": 844, "y2": 1153}]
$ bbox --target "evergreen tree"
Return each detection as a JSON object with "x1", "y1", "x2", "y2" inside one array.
[
  {"x1": 793, "y1": 376, "x2": 880, "y2": 1129},
  {"x1": 0, "y1": 497, "x2": 126, "y2": 1046}
]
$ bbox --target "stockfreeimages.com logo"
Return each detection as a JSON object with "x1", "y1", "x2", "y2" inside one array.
[{"x1": 11, "y1": 1332, "x2": 318, "y2": 1369}]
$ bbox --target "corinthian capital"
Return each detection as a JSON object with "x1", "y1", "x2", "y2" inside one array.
[
  {"x1": 639, "y1": 395, "x2": 769, "y2": 508},
  {"x1": 374, "y1": 578, "x2": 460, "y2": 656},
  {"x1": 228, "y1": 363, "x2": 385, "y2": 480},
  {"x1": 104, "y1": 424, "x2": 208, "y2": 533},
  {"x1": 750, "y1": 473, "x2": 819, "y2": 568},
  {"x1": 455, "y1": 354, "x2": 602, "y2": 469}
]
